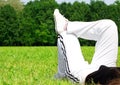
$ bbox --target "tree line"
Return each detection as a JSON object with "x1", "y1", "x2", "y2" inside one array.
[{"x1": 0, "y1": 0, "x2": 120, "y2": 46}]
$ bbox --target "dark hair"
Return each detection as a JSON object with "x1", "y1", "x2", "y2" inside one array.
[
  {"x1": 108, "y1": 78, "x2": 120, "y2": 85},
  {"x1": 85, "y1": 65, "x2": 120, "y2": 85}
]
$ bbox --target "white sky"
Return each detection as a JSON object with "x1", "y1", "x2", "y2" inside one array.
[{"x1": 21, "y1": 0, "x2": 116, "y2": 5}]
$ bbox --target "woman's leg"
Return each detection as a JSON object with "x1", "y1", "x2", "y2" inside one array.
[
  {"x1": 54, "y1": 9, "x2": 89, "y2": 82},
  {"x1": 54, "y1": 9, "x2": 118, "y2": 83},
  {"x1": 54, "y1": 35, "x2": 66, "y2": 79},
  {"x1": 67, "y1": 19, "x2": 118, "y2": 67},
  {"x1": 56, "y1": 31, "x2": 89, "y2": 83}
]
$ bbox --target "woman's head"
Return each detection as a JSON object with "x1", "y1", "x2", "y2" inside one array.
[{"x1": 85, "y1": 66, "x2": 120, "y2": 85}]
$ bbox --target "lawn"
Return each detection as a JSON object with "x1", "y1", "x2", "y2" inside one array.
[{"x1": 0, "y1": 47, "x2": 119, "y2": 85}]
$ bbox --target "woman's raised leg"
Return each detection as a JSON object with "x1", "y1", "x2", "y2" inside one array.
[{"x1": 67, "y1": 19, "x2": 118, "y2": 67}]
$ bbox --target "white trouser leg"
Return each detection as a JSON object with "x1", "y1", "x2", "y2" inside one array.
[
  {"x1": 56, "y1": 19, "x2": 118, "y2": 84},
  {"x1": 54, "y1": 35, "x2": 66, "y2": 79},
  {"x1": 57, "y1": 31, "x2": 89, "y2": 82},
  {"x1": 66, "y1": 19, "x2": 118, "y2": 83},
  {"x1": 67, "y1": 19, "x2": 118, "y2": 67}
]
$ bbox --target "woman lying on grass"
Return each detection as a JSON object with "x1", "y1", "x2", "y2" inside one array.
[{"x1": 53, "y1": 9, "x2": 120, "y2": 85}]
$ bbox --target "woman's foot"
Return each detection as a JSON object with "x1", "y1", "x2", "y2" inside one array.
[{"x1": 53, "y1": 9, "x2": 68, "y2": 34}]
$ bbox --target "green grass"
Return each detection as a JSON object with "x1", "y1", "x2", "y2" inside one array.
[{"x1": 0, "y1": 47, "x2": 119, "y2": 85}]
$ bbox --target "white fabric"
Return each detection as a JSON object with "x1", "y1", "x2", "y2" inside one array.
[{"x1": 57, "y1": 19, "x2": 118, "y2": 84}]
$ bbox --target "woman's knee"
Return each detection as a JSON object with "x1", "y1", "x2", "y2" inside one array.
[{"x1": 103, "y1": 19, "x2": 117, "y2": 29}]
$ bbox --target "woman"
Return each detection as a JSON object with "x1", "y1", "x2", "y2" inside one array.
[{"x1": 53, "y1": 9, "x2": 119, "y2": 85}]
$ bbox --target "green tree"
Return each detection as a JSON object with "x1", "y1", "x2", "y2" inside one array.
[
  {"x1": 0, "y1": 0, "x2": 24, "y2": 11},
  {"x1": 58, "y1": 2, "x2": 72, "y2": 20},
  {"x1": 0, "y1": 0, "x2": 120, "y2": 46},
  {"x1": 19, "y1": 0, "x2": 58, "y2": 45},
  {"x1": 89, "y1": 0, "x2": 107, "y2": 20},
  {"x1": 72, "y1": 1, "x2": 90, "y2": 21},
  {"x1": 0, "y1": 5, "x2": 19, "y2": 45}
]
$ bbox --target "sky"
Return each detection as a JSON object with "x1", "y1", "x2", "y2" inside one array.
[{"x1": 21, "y1": 0, "x2": 116, "y2": 5}]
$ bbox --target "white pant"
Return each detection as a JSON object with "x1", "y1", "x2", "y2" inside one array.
[{"x1": 56, "y1": 19, "x2": 118, "y2": 84}]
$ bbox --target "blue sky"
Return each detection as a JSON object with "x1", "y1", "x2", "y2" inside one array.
[{"x1": 21, "y1": 0, "x2": 116, "y2": 5}]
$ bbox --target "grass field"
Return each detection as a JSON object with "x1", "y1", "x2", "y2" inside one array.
[{"x1": 0, "y1": 47, "x2": 119, "y2": 85}]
